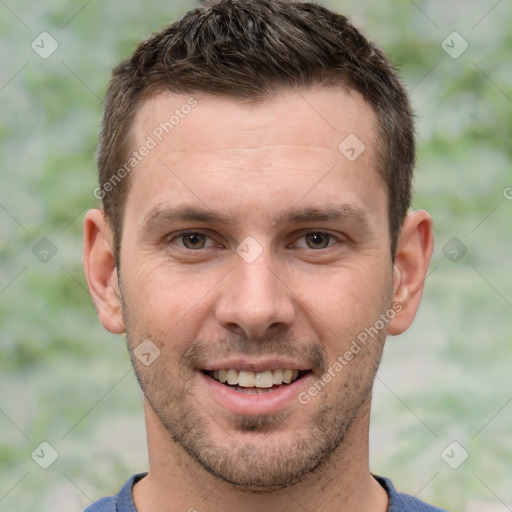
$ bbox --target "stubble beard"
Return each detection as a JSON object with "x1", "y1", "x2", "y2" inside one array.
[
  {"x1": 120, "y1": 290, "x2": 387, "y2": 491},
  {"x1": 127, "y1": 343, "x2": 384, "y2": 491}
]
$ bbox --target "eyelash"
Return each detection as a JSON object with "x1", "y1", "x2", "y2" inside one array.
[{"x1": 168, "y1": 230, "x2": 343, "y2": 251}]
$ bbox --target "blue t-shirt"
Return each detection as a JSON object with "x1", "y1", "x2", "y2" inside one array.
[{"x1": 83, "y1": 472, "x2": 448, "y2": 511}]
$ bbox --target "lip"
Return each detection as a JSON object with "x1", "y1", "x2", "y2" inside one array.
[
  {"x1": 200, "y1": 371, "x2": 313, "y2": 416},
  {"x1": 199, "y1": 358, "x2": 312, "y2": 373}
]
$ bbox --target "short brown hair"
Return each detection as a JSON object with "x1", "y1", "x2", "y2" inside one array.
[{"x1": 96, "y1": 0, "x2": 415, "y2": 262}]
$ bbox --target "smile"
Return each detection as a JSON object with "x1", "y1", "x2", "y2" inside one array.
[
  {"x1": 202, "y1": 369, "x2": 308, "y2": 393},
  {"x1": 199, "y1": 366, "x2": 313, "y2": 414}
]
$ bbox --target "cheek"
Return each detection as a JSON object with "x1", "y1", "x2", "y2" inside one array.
[
  {"x1": 296, "y1": 260, "x2": 387, "y2": 309},
  {"x1": 291, "y1": 263, "x2": 392, "y2": 344},
  {"x1": 121, "y1": 259, "x2": 224, "y2": 337}
]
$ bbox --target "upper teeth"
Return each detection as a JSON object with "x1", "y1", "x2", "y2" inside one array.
[{"x1": 211, "y1": 369, "x2": 300, "y2": 387}]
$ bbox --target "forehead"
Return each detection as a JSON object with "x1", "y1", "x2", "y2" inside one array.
[
  {"x1": 134, "y1": 87, "x2": 377, "y2": 156},
  {"x1": 124, "y1": 87, "x2": 386, "y2": 228}
]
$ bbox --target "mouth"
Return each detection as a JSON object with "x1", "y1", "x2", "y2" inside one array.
[{"x1": 201, "y1": 368, "x2": 310, "y2": 394}]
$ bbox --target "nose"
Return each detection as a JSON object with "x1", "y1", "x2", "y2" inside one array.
[{"x1": 214, "y1": 246, "x2": 296, "y2": 339}]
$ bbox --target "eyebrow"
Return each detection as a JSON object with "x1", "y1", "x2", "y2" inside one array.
[{"x1": 141, "y1": 203, "x2": 371, "y2": 232}]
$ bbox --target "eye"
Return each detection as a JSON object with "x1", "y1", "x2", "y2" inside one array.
[
  {"x1": 168, "y1": 231, "x2": 342, "y2": 252},
  {"x1": 171, "y1": 231, "x2": 214, "y2": 250},
  {"x1": 294, "y1": 232, "x2": 339, "y2": 250}
]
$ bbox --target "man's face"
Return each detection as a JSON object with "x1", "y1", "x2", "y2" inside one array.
[{"x1": 118, "y1": 87, "x2": 393, "y2": 489}]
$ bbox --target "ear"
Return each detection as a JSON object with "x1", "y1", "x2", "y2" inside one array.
[
  {"x1": 83, "y1": 209, "x2": 125, "y2": 334},
  {"x1": 387, "y1": 210, "x2": 434, "y2": 336}
]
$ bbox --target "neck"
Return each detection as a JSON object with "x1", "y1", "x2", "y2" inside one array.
[{"x1": 133, "y1": 396, "x2": 388, "y2": 512}]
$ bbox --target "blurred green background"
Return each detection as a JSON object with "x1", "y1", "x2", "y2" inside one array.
[{"x1": 0, "y1": 1, "x2": 510, "y2": 511}]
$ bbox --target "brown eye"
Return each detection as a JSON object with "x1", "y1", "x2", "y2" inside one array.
[
  {"x1": 304, "y1": 232, "x2": 331, "y2": 249},
  {"x1": 181, "y1": 233, "x2": 206, "y2": 249}
]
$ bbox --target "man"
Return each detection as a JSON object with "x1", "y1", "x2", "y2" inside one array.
[{"x1": 82, "y1": 0, "x2": 443, "y2": 510}]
